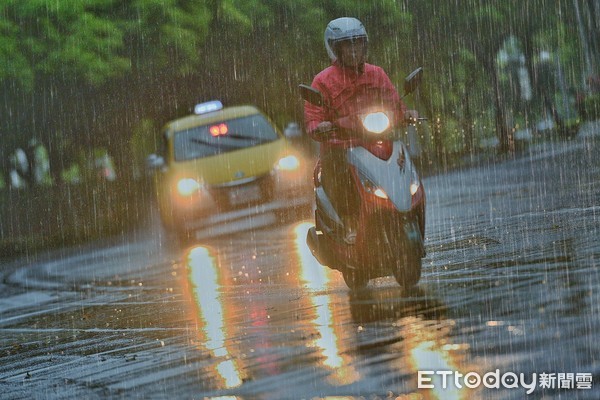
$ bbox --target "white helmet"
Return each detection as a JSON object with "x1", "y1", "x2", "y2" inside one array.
[{"x1": 324, "y1": 17, "x2": 368, "y2": 62}]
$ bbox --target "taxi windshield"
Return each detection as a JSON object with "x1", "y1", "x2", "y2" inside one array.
[{"x1": 174, "y1": 114, "x2": 279, "y2": 161}]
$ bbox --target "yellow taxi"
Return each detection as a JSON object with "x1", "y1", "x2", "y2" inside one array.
[{"x1": 150, "y1": 101, "x2": 312, "y2": 239}]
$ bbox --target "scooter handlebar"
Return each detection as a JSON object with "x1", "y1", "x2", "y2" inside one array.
[{"x1": 311, "y1": 125, "x2": 338, "y2": 141}]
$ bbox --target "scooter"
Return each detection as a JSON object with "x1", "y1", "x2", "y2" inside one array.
[{"x1": 300, "y1": 67, "x2": 426, "y2": 290}]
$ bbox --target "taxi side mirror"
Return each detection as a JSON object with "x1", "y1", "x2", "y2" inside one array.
[
  {"x1": 146, "y1": 154, "x2": 165, "y2": 170},
  {"x1": 284, "y1": 122, "x2": 302, "y2": 139}
]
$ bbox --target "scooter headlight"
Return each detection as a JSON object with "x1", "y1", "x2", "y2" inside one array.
[
  {"x1": 410, "y1": 169, "x2": 420, "y2": 196},
  {"x1": 373, "y1": 187, "x2": 389, "y2": 199},
  {"x1": 361, "y1": 112, "x2": 390, "y2": 134},
  {"x1": 177, "y1": 178, "x2": 203, "y2": 196},
  {"x1": 358, "y1": 171, "x2": 389, "y2": 199},
  {"x1": 410, "y1": 182, "x2": 420, "y2": 196}
]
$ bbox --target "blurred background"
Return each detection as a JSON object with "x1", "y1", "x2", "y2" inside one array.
[{"x1": 1, "y1": 0, "x2": 599, "y2": 258}]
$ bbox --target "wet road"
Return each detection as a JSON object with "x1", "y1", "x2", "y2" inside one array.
[{"x1": 1, "y1": 129, "x2": 599, "y2": 399}]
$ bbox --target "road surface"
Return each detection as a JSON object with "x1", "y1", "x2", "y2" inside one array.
[{"x1": 1, "y1": 127, "x2": 599, "y2": 399}]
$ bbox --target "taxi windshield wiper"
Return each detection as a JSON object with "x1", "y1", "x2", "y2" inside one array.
[
  {"x1": 227, "y1": 133, "x2": 274, "y2": 144},
  {"x1": 188, "y1": 135, "x2": 257, "y2": 150},
  {"x1": 188, "y1": 137, "x2": 213, "y2": 146},
  {"x1": 189, "y1": 134, "x2": 270, "y2": 147}
]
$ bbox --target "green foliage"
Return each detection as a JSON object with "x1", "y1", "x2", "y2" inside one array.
[
  {"x1": 0, "y1": 18, "x2": 34, "y2": 89},
  {"x1": 52, "y1": 13, "x2": 129, "y2": 85},
  {"x1": 0, "y1": 0, "x2": 214, "y2": 87},
  {"x1": 2, "y1": 0, "x2": 131, "y2": 86},
  {"x1": 128, "y1": 0, "x2": 211, "y2": 75},
  {"x1": 222, "y1": 0, "x2": 273, "y2": 29},
  {"x1": 0, "y1": 0, "x2": 597, "y2": 186},
  {"x1": 581, "y1": 94, "x2": 600, "y2": 120}
]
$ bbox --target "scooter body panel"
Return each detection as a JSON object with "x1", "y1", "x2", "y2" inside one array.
[
  {"x1": 314, "y1": 186, "x2": 343, "y2": 233},
  {"x1": 347, "y1": 140, "x2": 414, "y2": 212},
  {"x1": 308, "y1": 138, "x2": 425, "y2": 282}
]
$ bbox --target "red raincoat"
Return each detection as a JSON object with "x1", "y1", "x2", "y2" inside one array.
[{"x1": 304, "y1": 61, "x2": 406, "y2": 154}]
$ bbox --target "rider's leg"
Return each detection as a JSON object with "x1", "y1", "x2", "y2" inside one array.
[{"x1": 321, "y1": 149, "x2": 360, "y2": 244}]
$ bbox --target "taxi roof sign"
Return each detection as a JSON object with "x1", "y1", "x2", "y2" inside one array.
[{"x1": 194, "y1": 100, "x2": 223, "y2": 115}]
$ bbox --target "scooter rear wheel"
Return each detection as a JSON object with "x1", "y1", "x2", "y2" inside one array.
[
  {"x1": 342, "y1": 268, "x2": 368, "y2": 291},
  {"x1": 393, "y1": 249, "x2": 422, "y2": 288}
]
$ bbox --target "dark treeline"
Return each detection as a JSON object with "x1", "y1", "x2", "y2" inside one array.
[{"x1": 1, "y1": 0, "x2": 599, "y2": 183}]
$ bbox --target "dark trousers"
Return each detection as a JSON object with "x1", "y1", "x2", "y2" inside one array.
[{"x1": 320, "y1": 148, "x2": 360, "y2": 225}]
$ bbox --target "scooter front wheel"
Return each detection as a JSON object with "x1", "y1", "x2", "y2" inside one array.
[
  {"x1": 342, "y1": 268, "x2": 368, "y2": 291},
  {"x1": 393, "y1": 249, "x2": 422, "y2": 288}
]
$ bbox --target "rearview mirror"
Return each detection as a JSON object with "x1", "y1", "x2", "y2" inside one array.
[
  {"x1": 403, "y1": 67, "x2": 423, "y2": 96},
  {"x1": 146, "y1": 154, "x2": 165, "y2": 170},
  {"x1": 299, "y1": 84, "x2": 324, "y2": 107},
  {"x1": 284, "y1": 122, "x2": 302, "y2": 138}
]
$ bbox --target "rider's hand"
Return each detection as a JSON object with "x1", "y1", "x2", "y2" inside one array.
[
  {"x1": 316, "y1": 121, "x2": 334, "y2": 133},
  {"x1": 404, "y1": 110, "x2": 419, "y2": 123}
]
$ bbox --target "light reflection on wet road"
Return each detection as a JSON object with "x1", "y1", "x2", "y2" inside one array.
[
  {"x1": 0, "y1": 133, "x2": 598, "y2": 399},
  {"x1": 171, "y1": 222, "x2": 478, "y2": 399}
]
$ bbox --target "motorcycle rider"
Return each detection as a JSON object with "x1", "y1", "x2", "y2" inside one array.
[{"x1": 304, "y1": 17, "x2": 417, "y2": 244}]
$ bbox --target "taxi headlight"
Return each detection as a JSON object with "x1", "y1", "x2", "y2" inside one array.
[
  {"x1": 276, "y1": 155, "x2": 300, "y2": 171},
  {"x1": 361, "y1": 112, "x2": 390, "y2": 134},
  {"x1": 177, "y1": 178, "x2": 202, "y2": 196}
]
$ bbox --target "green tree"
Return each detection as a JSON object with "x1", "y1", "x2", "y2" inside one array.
[
  {"x1": 405, "y1": 0, "x2": 586, "y2": 154},
  {"x1": 1, "y1": 0, "x2": 592, "y2": 186},
  {"x1": 0, "y1": 0, "x2": 214, "y2": 183}
]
